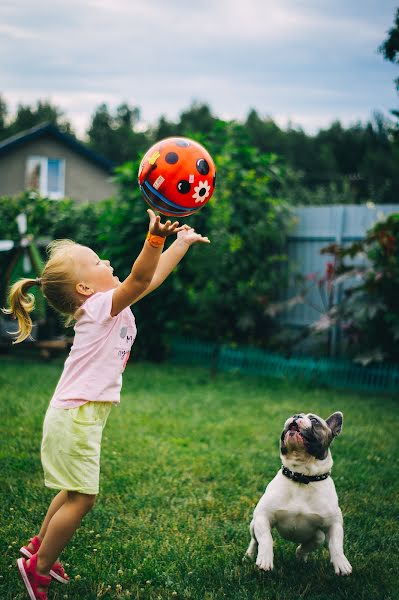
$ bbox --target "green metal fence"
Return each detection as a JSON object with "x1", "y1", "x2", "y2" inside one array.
[{"x1": 169, "y1": 338, "x2": 399, "y2": 394}]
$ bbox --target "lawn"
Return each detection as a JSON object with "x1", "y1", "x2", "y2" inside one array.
[{"x1": 0, "y1": 354, "x2": 398, "y2": 600}]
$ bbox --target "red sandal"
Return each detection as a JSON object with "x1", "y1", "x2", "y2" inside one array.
[
  {"x1": 20, "y1": 536, "x2": 69, "y2": 584},
  {"x1": 17, "y1": 554, "x2": 51, "y2": 600}
]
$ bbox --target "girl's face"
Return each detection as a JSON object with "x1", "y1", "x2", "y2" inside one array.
[{"x1": 74, "y1": 245, "x2": 120, "y2": 296}]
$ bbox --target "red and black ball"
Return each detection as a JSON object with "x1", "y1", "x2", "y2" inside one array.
[{"x1": 138, "y1": 137, "x2": 216, "y2": 217}]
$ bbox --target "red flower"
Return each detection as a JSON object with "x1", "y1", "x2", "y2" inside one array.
[
  {"x1": 325, "y1": 261, "x2": 335, "y2": 281},
  {"x1": 378, "y1": 230, "x2": 396, "y2": 255}
]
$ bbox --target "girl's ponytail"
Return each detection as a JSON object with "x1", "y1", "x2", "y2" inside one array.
[
  {"x1": 2, "y1": 278, "x2": 42, "y2": 344},
  {"x1": 2, "y1": 239, "x2": 81, "y2": 344}
]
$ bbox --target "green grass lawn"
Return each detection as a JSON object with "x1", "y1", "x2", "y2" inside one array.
[{"x1": 0, "y1": 354, "x2": 398, "y2": 600}]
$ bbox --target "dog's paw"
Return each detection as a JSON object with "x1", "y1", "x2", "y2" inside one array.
[
  {"x1": 256, "y1": 551, "x2": 274, "y2": 572},
  {"x1": 332, "y1": 555, "x2": 352, "y2": 576},
  {"x1": 295, "y1": 545, "x2": 309, "y2": 562}
]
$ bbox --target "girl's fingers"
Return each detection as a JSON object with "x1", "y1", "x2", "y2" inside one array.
[
  {"x1": 147, "y1": 209, "x2": 155, "y2": 226},
  {"x1": 193, "y1": 234, "x2": 210, "y2": 243},
  {"x1": 164, "y1": 221, "x2": 180, "y2": 233}
]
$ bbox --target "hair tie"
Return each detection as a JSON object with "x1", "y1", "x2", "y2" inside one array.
[{"x1": 35, "y1": 277, "x2": 42, "y2": 287}]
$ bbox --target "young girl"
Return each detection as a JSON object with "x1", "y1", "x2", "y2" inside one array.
[{"x1": 4, "y1": 209, "x2": 209, "y2": 600}]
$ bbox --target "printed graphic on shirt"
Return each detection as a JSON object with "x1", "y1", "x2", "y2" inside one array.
[{"x1": 117, "y1": 325, "x2": 135, "y2": 371}]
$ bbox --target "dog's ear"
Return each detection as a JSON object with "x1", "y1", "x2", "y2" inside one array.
[{"x1": 326, "y1": 412, "x2": 343, "y2": 437}]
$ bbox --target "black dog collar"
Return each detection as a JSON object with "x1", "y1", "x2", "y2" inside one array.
[{"x1": 281, "y1": 465, "x2": 330, "y2": 485}]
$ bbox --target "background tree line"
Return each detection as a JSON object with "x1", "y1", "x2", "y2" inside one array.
[{"x1": 0, "y1": 95, "x2": 398, "y2": 206}]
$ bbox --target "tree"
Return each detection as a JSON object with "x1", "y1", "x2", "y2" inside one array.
[
  {"x1": 87, "y1": 102, "x2": 147, "y2": 164},
  {"x1": 0, "y1": 95, "x2": 7, "y2": 139},
  {"x1": 150, "y1": 102, "x2": 217, "y2": 143},
  {"x1": 7, "y1": 100, "x2": 73, "y2": 137},
  {"x1": 244, "y1": 108, "x2": 399, "y2": 204},
  {"x1": 0, "y1": 98, "x2": 73, "y2": 141},
  {"x1": 378, "y1": 7, "x2": 399, "y2": 182},
  {"x1": 178, "y1": 102, "x2": 216, "y2": 135},
  {"x1": 105, "y1": 119, "x2": 293, "y2": 356},
  {"x1": 379, "y1": 7, "x2": 399, "y2": 92},
  {"x1": 245, "y1": 110, "x2": 286, "y2": 155},
  {"x1": 151, "y1": 115, "x2": 176, "y2": 141}
]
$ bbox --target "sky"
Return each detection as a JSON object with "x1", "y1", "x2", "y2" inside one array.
[{"x1": 0, "y1": 0, "x2": 398, "y2": 138}]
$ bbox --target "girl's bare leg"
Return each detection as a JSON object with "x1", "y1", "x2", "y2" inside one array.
[
  {"x1": 26, "y1": 490, "x2": 68, "y2": 552},
  {"x1": 29, "y1": 491, "x2": 96, "y2": 591}
]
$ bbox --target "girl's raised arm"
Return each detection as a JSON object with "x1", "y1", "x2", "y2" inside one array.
[{"x1": 111, "y1": 210, "x2": 183, "y2": 316}]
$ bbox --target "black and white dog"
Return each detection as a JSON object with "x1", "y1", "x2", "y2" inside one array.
[{"x1": 245, "y1": 412, "x2": 352, "y2": 575}]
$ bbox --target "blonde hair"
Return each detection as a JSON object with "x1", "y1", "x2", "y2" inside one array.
[{"x1": 2, "y1": 239, "x2": 82, "y2": 343}]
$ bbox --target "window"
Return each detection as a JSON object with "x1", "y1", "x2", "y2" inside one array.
[{"x1": 26, "y1": 156, "x2": 65, "y2": 199}]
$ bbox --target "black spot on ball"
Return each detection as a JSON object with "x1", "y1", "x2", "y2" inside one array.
[
  {"x1": 199, "y1": 187, "x2": 206, "y2": 197},
  {"x1": 175, "y1": 140, "x2": 190, "y2": 147},
  {"x1": 166, "y1": 152, "x2": 179, "y2": 164},
  {"x1": 177, "y1": 180, "x2": 191, "y2": 194},
  {"x1": 196, "y1": 158, "x2": 209, "y2": 175}
]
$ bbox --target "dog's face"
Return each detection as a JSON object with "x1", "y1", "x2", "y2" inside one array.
[{"x1": 280, "y1": 412, "x2": 343, "y2": 460}]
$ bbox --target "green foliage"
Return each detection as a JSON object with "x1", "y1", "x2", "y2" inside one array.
[
  {"x1": 179, "y1": 123, "x2": 292, "y2": 346},
  {"x1": 0, "y1": 192, "x2": 101, "y2": 248},
  {"x1": 0, "y1": 133, "x2": 293, "y2": 356},
  {"x1": 246, "y1": 112, "x2": 399, "y2": 205},
  {"x1": 379, "y1": 7, "x2": 399, "y2": 91},
  {"x1": 0, "y1": 192, "x2": 105, "y2": 338},
  {"x1": 150, "y1": 102, "x2": 218, "y2": 142},
  {"x1": 0, "y1": 97, "x2": 73, "y2": 141},
  {"x1": 2, "y1": 95, "x2": 399, "y2": 204},
  {"x1": 110, "y1": 123, "x2": 293, "y2": 354},
  {"x1": 266, "y1": 213, "x2": 399, "y2": 365},
  {"x1": 320, "y1": 213, "x2": 399, "y2": 364},
  {"x1": 0, "y1": 95, "x2": 7, "y2": 132},
  {"x1": 87, "y1": 103, "x2": 148, "y2": 164}
]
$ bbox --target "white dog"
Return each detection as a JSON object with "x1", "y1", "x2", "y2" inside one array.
[{"x1": 245, "y1": 412, "x2": 352, "y2": 576}]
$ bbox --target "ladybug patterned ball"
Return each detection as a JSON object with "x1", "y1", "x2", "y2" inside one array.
[{"x1": 138, "y1": 137, "x2": 216, "y2": 217}]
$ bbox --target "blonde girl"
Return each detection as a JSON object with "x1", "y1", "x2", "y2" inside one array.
[{"x1": 4, "y1": 209, "x2": 209, "y2": 600}]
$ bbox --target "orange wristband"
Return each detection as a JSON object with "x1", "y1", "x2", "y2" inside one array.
[{"x1": 147, "y1": 231, "x2": 166, "y2": 248}]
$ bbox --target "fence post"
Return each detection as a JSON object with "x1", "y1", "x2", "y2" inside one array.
[{"x1": 329, "y1": 206, "x2": 345, "y2": 358}]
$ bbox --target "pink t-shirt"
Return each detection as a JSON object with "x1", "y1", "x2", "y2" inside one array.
[{"x1": 50, "y1": 289, "x2": 137, "y2": 408}]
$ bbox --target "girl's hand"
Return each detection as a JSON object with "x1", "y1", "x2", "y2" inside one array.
[
  {"x1": 177, "y1": 225, "x2": 210, "y2": 246},
  {"x1": 147, "y1": 209, "x2": 184, "y2": 238}
]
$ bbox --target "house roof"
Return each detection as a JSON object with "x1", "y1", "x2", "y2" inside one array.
[{"x1": 0, "y1": 122, "x2": 115, "y2": 172}]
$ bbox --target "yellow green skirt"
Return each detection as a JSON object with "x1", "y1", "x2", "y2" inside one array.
[{"x1": 41, "y1": 402, "x2": 112, "y2": 495}]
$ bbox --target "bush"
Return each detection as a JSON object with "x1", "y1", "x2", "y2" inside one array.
[
  {"x1": 111, "y1": 124, "x2": 294, "y2": 355},
  {"x1": 268, "y1": 213, "x2": 399, "y2": 364},
  {"x1": 0, "y1": 128, "x2": 294, "y2": 357},
  {"x1": 319, "y1": 213, "x2": 399, "y2": 364}
]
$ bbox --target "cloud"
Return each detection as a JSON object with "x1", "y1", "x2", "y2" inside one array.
[{"x1": 0, "y1": 0, "x2": 397, "y2": 135}]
